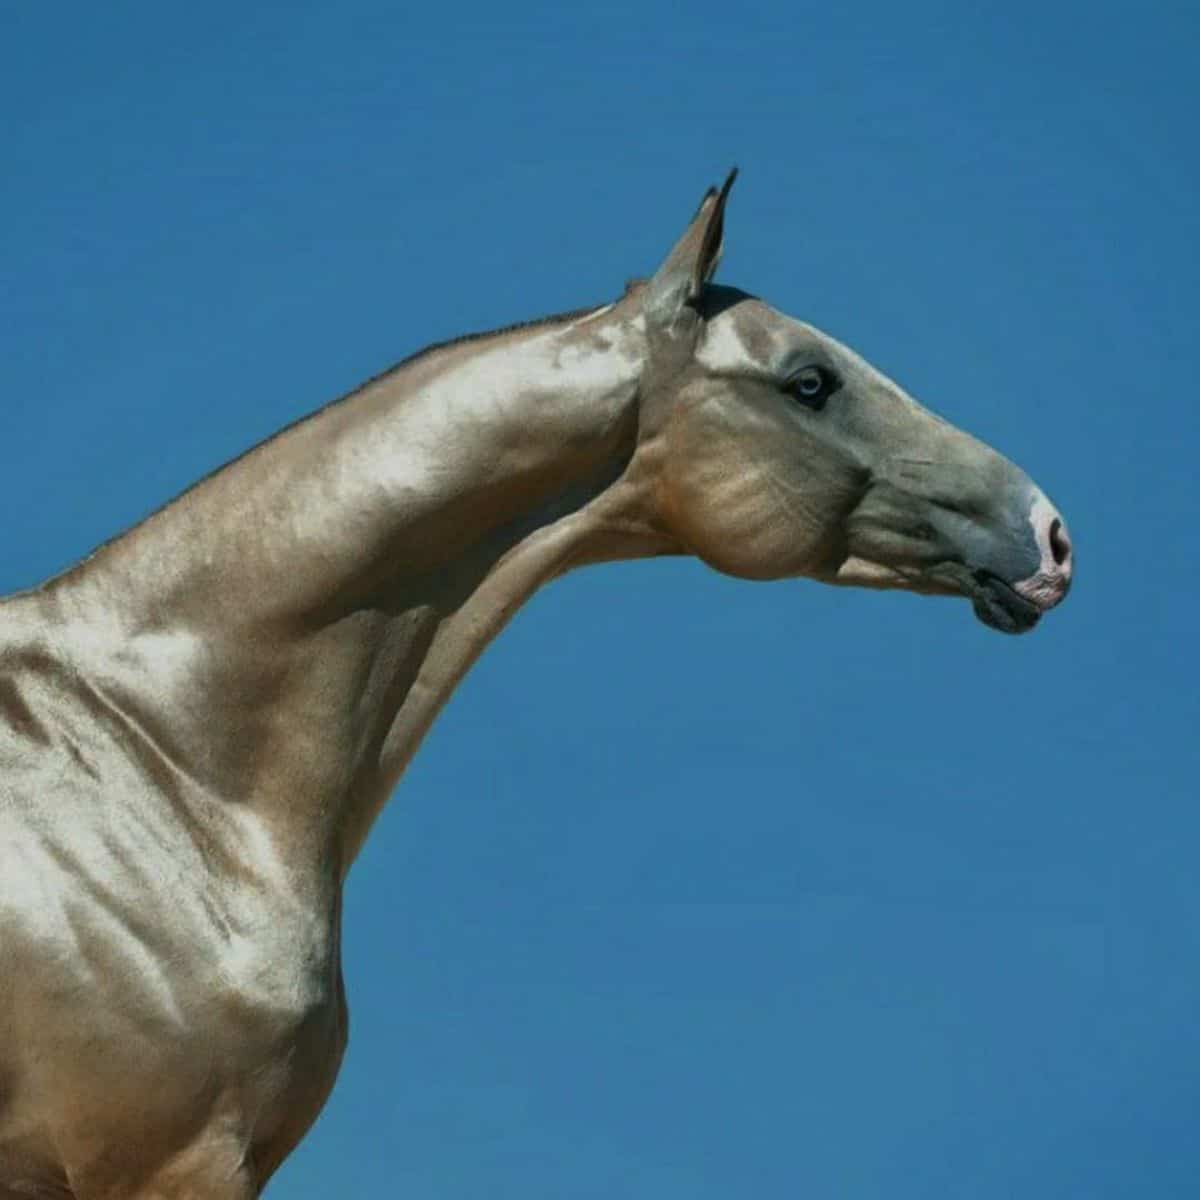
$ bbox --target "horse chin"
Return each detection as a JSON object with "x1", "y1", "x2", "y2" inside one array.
[{"x1": 833, "y1": 556, "x2": 913, "y2": 589}]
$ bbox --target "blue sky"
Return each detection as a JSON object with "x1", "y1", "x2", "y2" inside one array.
[{"x1": 3, "y1": 2, "x2": 1197, "y2": 1196}]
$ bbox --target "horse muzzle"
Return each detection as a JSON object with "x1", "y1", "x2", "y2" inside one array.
[
  {"x1": 962, "y1": 490, "x2": 1072, "y2": 634},
  {"x1": 1010, "y1": 490, "x2": 1073, "y2": 612}
]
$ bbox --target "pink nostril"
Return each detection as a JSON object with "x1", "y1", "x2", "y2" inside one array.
[{"x1": 1049, "y1": 518, "x2": 1071, "y2": 567}]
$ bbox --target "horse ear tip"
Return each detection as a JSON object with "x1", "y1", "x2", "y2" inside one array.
[{"x1": 698, "y1": 167, "x2": 738, "y2": 212}]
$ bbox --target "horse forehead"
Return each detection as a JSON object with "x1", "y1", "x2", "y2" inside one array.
[
  {"x1": 695, "y1": 300, "x2": 941, "y2": 428},
  {"x1": 696, "y1": 299, "x2": 829, "y2": 374}
]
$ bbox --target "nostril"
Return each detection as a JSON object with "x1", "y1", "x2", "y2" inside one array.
[{"x1": 1049, "y1": 518, "x2": 1071, "y2": 567}]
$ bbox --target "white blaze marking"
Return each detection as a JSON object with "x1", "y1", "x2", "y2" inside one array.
[
  {"x1": 1013, "y1": 491, "x2": 1070, "y2": 610},
  {"x1": 697, "y1": 316, "x2": 752, "y2": 372}
]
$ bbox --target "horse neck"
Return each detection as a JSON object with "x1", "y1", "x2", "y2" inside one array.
[{"x1": 49, "y1": 304, "x2": 666, "y2": 874}]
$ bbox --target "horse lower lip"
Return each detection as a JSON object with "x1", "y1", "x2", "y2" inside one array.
[{"x1": 971, "y1": 571, "x2": 1042, "y2": 634}]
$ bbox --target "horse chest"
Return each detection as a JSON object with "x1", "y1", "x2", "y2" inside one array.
[
  {"x1": 128, "y1": 823, "x2": 349, "y2": 1111},
  {"x1": 1, "y1": 754, "x2": 349, "y2": 1182}
]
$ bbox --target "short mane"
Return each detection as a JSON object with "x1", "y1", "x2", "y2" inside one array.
[{"x1": 57, "y1": 301, "x2": 614, "y2": 579}]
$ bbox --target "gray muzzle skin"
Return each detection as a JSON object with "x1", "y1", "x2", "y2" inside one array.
[
  {"x1": 932, "y1": 481, "x2": 1073, "y2": 634},
  {"x1": 847, "y1": 461, "x2": 1073, "y2": 634}
]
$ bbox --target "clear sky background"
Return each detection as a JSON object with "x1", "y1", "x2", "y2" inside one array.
[{"x1": 2, "y1": 2, "x2": 1197, "y2": 1196}]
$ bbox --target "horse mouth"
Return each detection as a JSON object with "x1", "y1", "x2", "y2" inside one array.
[
  {"x1": 836, "y1": 556, "x2": 1046, "y2": 634},
  {"x1": 965, "y1": 570, "x2": 1042, "y2": 635}
]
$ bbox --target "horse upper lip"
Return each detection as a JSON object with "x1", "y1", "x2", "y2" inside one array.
[{"x1": 1011, "y1": 568, "x2": 1071, "y2": 612}]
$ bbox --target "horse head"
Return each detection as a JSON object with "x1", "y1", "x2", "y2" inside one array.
[{"x1": 628, "y1": 170, "x2": 1072, "y2": 633}]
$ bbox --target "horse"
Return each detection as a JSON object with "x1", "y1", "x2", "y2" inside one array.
[{"x1": 0, "y1": 170, "x2": 1071, "y2": 1198}]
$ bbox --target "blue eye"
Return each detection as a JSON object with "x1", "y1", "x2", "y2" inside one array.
[{"x1": 787, "y1": 366, "x2": 838, "y2": 410}]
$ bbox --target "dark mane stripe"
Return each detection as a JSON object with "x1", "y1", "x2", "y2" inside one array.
[
  {"x1": 313, "y1": 299, "x2": 610, "y2": 423},
  {"x1": 71, "y1": 302, "x2": 614, "y2": 564},
  {"x1": 385, "y1": 303, "x2": 607, "y2": 376}
]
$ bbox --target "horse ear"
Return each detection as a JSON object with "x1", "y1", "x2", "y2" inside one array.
[{"x1": 644, "y1": 168, "x2": 738, "y2": 333}]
